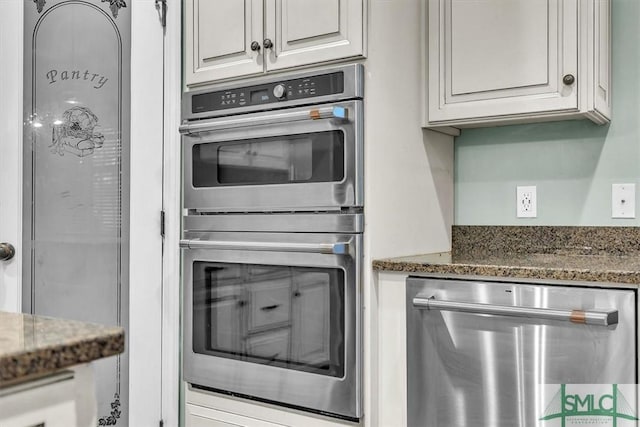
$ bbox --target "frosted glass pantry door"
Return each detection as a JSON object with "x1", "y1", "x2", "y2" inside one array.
[
  {"x1": 1, "y1": 0, "x2": 164, "y2": 425},
  {"x1": 23, "y1": 1, "x2": 131, "y2": 425}
]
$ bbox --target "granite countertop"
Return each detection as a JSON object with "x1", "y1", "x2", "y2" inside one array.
[
  {"x1": 373, "y1": 226, "x2": 640, "y2": 285},
  {"x1": 0, "y1": 311, "x2": 124, "y2": 386},
  {"x1": 373, "y1": 251, "x2": 640, "y2": 285}
]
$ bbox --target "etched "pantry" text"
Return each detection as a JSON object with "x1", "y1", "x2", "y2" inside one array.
[{"x1": 45, "y1": 69, "x2": 109, "y2": 89}]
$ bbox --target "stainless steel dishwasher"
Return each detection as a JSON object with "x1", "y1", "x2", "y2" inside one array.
[{"x1": 406, "y1": 277, "x2": 637, "y2": 427}]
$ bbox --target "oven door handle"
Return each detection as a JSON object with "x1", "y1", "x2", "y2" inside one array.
[
  {"x1": 179, "y1": 106, "x2": 348, "y2": 134},
  {"x1": 179, "y1": 239, "x2": 350, "y2": 255},
  {"x1": 413, "y1": 297, "x2": 618, "y2": 326}
]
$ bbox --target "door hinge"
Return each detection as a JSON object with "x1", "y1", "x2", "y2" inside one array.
[
  {"x1": 155, "y1": 0, "x2": 167, "y2": 28},
  {"x1": 160, "y1": 210, "x2": 165, "y2": 237}
]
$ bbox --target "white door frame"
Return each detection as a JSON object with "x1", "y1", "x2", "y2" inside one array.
[
  {"x1": 161, "y1": 0, "x2": 182, "y2": 425},
  {"x1": 0, "y1": 1, "x2": 179, "y2": 425},
  {"x1": 0, "y1": 0, "x2": 24, "y2": 314},
  {"x1": 129, "y1": 0, "x2": 164, "y2": 425}
]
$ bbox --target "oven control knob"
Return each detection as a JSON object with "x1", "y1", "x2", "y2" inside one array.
[{"x1": 273, "y1": 84, "x2": 286, "y2": 99}]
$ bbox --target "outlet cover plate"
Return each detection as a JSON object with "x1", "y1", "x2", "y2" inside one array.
[
  {"x1": 612, "y1": 183, "x2": 635, "y2": 218},
  {"x1": 517, "y1": 186, "x2": 537, "y2": 218}
]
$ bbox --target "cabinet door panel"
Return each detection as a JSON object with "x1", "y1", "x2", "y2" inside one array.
[
  {"x1": 265, "y1": 0, "x2": 364, "y2": 71},
  {"x1": 247, "y1": 278, "x2": 291, "y2": 332},
  {"x1": 209, "y1": 286, "x2": 242, "y2": 354},
  {"x1": 185, "y1": 0, "x2": 263, "y2": 86},
  {"x1": 286, "y1": 0, "x2": 340, "y2": 42},
  {"x1": 199, "y1": 2, "x2": 245, "y2": 60},
  {"x1": 0, "y1": 374, "x2": 77, "y2": 427},
  {"x1": 245, "y1": 329, "x2": 291, "y2": 361},
  {"x1": 292, "y1": 273, "x2": 331, "y2": 364},
  {"x1": 428, "y1": 0, "x2": 578, "y2": 124},
  {"x1": 450, "y1": 0, "x2": 549, "y2": 94}
]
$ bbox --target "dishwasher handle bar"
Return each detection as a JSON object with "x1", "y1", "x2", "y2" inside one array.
[
  {"x1": 180, "y1": 239, "x2": 350, "y2": 255},
  {"x1": 413, "y1": 297, "x2": 618, "y2": 326}
]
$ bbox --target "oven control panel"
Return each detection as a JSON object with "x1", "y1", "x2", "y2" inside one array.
[{"x1": 191, "y1": 71, "x2": 345, "y2": 114}]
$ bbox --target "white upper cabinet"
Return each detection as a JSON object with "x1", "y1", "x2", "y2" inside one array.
[
  {"x1": 264, "y1": 0, "x2": 364, "y2": 71},
  {"x1": 185, "y1": 0, "x2": 365, "y2": 87},
  {"x1": 425, "y1": 0, "x2": 611, "y2": 128},
  {"x1": 185, "y1": 0, "x2": 264, "y2": 85}
]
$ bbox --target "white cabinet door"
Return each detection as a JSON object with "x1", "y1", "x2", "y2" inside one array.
[
  {"x1": 426, "y1": 0, "x2": 612, "y2": 127},
  {"x1": 185, "y1": 0, "x2": 264, "y2": 86},
  {"x1": 264, "y1": 0, "x2": 364, "y2": 71},
  {"x1": 184, "y1": 0, "x2": 365, "y2": 86},
  {"x1": 245, "y1": 329, "x2": 291, "y2": 361},
  {"x1": 291, "y1": 273, "x2": 331, "y2": 364},
  {"x1": 427, "y1": 0, "x2": 579, "y2": 124},
  {"x1": 0, "y1": 372, "x2": 78, "y2": 427},
  {"x1": 210, "y1": 286, "x2": 243, "y2": 354},
  {"x1": 247, "y1": 278, "x2": 291, "y2": 332}
]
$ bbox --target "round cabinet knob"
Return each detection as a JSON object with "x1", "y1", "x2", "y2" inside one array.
[
  {"x1": 563, "y1": 74, "x2": 576, "y2": 85},
  {"x1": 273, "y1": 84, "x2": 286, "y2": 99},
  {"x1": 0, "y1": 243, "x2": 15, "y2": 261},
  {"x1": 250, "y1": 41, "x2": 261, "y2": 52},
  {"x1": 263, "y1": 38, "x2": 274, "y2": 50}
]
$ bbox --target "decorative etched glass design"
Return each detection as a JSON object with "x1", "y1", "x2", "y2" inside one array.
[{"x1": 24, "y1": 1, "x2": 130, "y2": 425}]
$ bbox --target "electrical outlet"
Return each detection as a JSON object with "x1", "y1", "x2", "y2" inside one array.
[
  {"x1": 517, "y1": 186, "x2": 537, "y2": 218},
  {"x1": 612, "y1": 183, "x2": 635, "y2": 218}
]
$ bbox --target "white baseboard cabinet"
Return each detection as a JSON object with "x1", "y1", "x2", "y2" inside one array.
[
  {"x1": 185, "y1": 385, "x2": 356, "y2": 427},
  {"x1": 0, "y1": 365, "x2": 97, "y2": 427}
]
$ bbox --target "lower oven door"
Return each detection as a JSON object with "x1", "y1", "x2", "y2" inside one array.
[{"x1": 181, "y1": 232, "x2": 362, "y2": 420}]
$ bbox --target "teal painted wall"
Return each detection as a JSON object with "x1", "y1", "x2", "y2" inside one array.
[{"x1": 454, "y1": 0, "x2": 640, "y2": 226}]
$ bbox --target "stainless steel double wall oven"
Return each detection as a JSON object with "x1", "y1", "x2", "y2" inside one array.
[{"x1": 180, "y1": 65, "x2": 364, "y2": 420}]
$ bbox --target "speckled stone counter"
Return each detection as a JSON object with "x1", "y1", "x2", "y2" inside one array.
[
  {"x1": 0, "y1": 312, "x2": 124, "y2": 386},
  {"x1": 373, "y1": 226, "x2": 640, "y2": 286}
]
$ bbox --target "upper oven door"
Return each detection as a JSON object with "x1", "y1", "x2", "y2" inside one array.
[
  {"x1": 180, "y1": 231, "x2": 362, "y2": 419},
  {"x1": 181, "y1": 100, "x2": 363, "y2": 213}
]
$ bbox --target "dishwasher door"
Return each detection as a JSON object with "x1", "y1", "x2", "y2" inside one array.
[{"x1": 406, "y1": 277, "x2": 637, "y2": 427}]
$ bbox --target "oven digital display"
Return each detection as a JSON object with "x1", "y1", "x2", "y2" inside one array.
[{"x1": 250, "y1": 89, "x2": 270, "y2": 103}]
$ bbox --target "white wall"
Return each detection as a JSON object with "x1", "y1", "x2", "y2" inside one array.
[
  {"x1": 363, "y1": 1, "x2": 454, "y2": 426},
  {"x1": 455, "y1": 0, "x2": 639, "y2": 226}
]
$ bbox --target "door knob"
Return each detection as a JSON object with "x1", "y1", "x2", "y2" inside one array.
[
  {"x1": 250, "y1": 41, "x2": 261, "y2": 52},
  {"x1": 263, "y1": 38, "x2": 274, "y2": 50},
  {"x1": 0, "y1": 243, "x2": 15, "y2": 261},
  {"x1": 563, "y1": 74, "x2": 575, "y2": 85}
]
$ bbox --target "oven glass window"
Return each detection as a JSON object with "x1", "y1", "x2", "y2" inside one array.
[
  {"x1": 192, "y1": 262, "x2": 346, "y2": 378},
  {"x1": 191, "y1": 131, "x2": 345, "y2": 187}
]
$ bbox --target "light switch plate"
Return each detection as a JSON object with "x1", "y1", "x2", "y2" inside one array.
[{"x1": 612, "y1": 183, "x2": 635, "y2": 218}]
